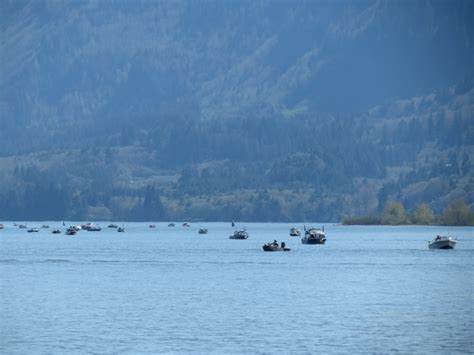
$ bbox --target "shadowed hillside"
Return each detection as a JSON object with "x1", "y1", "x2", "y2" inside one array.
[{"x1": 0, "y1": 0, "x2": 473, "y2": 221}]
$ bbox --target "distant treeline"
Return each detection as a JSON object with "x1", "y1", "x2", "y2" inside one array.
[
  {"x1": 343, "y1": 199, "x2": 474, "y2": 226},
  {"x1": 0, "y1": 80, "x2": 472, "y2": 222}
]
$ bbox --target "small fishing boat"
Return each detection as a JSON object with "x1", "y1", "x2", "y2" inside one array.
[
  {"x1": 85, "y1": 224, "x2": 101, "y2": 232},
  {"x1": 198, "y1": 228, "x2": 208, "y2": 234},
  {"x1": 149, "y1": 224, "x2": 156, "y2": 228},
  {"x1": 428, "y1": 236, "x2": 457, "y2": 249},
  {"x1": 52, "y1": 230, "x2": 61, "y2": 234},
  {"x1": 229, "y1": 230, "x2": 249, "y2": 239},
  {"x1": 290, "y1": 227, "x2": 301, "y2": 236},
  {"x1": 65, "y1": 227, "x2": 77, "y2": 235},
  {"x1": 41, "y1": 224, "x2": 49, "y2": 229},
  {"x1": 19, "y1": 224, "x2": 27, "y2": 229},
  {"x1": 117, "y1": 227, "x2": 125, "y2": 232},
  {"x1": 108, "y1": 224, "x2": 118, "y2": 228},
  {"x1": 0, "y1": 224, "x2": 3, "y2": 229},
  {"x1": 182, "y1": 222, "x2": 190, "y2": 227},
  {"x1": 168, "y1": 223, "x2": 175, "y2": 227},
  {"x1": 301, "y1": 227, "x2": 326, "y2": 244},
  {"x1": 27, "y1": 228, "x2": 39, "y2": 233},
  {"x1": 262, "y1": 241, "x2": 290, "y2": 252}
]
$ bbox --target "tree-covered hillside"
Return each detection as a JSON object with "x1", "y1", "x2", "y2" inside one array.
[{"x1": 0, "y1": 0, "x2": 473, "y2": 221}]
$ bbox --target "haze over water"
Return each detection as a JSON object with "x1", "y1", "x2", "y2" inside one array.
[{"x1": 1, "y1": 223, "x2": 472, "y2": 353}]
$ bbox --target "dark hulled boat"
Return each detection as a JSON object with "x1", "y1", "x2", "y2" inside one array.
[{"x1": 262, "y1": 241, "x2": 290, "y2": 252}]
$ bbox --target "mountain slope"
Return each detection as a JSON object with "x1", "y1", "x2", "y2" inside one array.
[{"x1": 0, "y1": 0, "x2": 473, "y2": 221}]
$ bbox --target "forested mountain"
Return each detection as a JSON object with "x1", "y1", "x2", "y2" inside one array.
[{"x1": 0, "y1": 0, "x2": 473, "y2": 221}]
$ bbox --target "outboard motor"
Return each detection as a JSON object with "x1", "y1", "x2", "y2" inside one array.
[{"x1": 281, "y1": 242, "x2": 285, "y2": 248}]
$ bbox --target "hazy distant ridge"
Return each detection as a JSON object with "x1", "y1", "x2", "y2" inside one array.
[{"x1": 0, "y1": 0, "x2": 472, "y2": 221}]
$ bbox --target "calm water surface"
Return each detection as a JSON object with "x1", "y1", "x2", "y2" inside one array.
[{"x1": 1, "y1": 223, "x2": 473, "y2": 354}]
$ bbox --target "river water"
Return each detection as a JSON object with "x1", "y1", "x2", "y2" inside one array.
[{"x1": 1, "y1": 223, "x2": 472, "y2": 354}]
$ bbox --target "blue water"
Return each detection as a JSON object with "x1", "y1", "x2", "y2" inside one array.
[{"x1": 1, "y1": 223, "x2": 473, "y2": 354}]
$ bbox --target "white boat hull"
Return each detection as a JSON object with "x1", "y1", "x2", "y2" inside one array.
[{"x1": 428, "y1": 239, "x2": 457, "y2": 249}]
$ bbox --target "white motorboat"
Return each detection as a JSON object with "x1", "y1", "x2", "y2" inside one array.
[
  {"x1": 290, "y1": 227, "x2": 301, "y2": 236},
  {"x1": 229, "y1": 230, "x2": 249, "y2": 239},
  {"x1": 429, "y1": 236, "x2": 457, "y2": 249},
  {"x1": 301, "y1": 227, "x2": 326, "y2": 244}
]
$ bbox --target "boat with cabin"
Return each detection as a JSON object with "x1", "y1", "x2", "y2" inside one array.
[
  {"x1": 198, "y1": 228, "x2": 208, "y2": 234},
  {"x1": 229, "y1": 230, "x2": 249, "y2": 239},
  {"x1": 301, "y1": 226, "x2": 326, "y2": 244}
]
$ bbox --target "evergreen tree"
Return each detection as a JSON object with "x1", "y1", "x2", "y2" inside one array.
[{"x1": 142, "y1": 187, "x2": 166, "y2": 221}]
